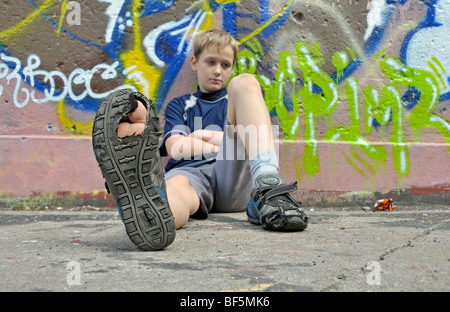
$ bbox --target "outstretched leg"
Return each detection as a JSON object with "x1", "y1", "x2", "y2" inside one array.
[
  {"x1": 92, "y1": 90, "x2": 176, "y2": 250},
  {"x1": 116, "y1": 98, "x2": 200, "y2": 230},
  {"x1": 166, "y1": 175, "x2": 200, "y2": 229}
]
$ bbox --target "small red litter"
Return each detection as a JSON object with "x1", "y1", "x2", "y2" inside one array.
[{"x1": 374, "y1": 198, "x2": 397, "y2": 212}]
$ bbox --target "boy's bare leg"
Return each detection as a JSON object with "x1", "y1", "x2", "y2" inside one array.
[
  {"x1": 226, "y1": 74, "x2": 276, "y2": 158},
  {"x1": 93, "y1": 89, "x2": 176, "y2": 250},
  {"x1": 166, "y1": 175, "x2": 200, "y2": 229},
  {"x1": 117, "y1": 101, "x2": 199, "y2": 229}
]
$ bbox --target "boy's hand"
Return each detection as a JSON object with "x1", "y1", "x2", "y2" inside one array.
[
  {"x1": 165, "y1": 130, "x2": 223, "y2": 160},
  {"x1": 190, "y1": 130, "x2": 223, "y2": 146}
]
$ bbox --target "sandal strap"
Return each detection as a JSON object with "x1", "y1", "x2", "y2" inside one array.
[{"x1": 256, "y1": 182, "x2": 301, "y2": 210}]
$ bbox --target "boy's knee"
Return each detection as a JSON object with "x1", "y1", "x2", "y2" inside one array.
[{"x1": 228, "y1": 73, "x2": 260, "y2": 93}]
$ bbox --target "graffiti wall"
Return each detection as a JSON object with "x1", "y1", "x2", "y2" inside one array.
[{"x1": 1, "y1": 0, "x2": 449, "y2": 205}]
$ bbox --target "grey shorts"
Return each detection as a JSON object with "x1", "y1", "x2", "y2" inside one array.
[{"x1": 164, "y1": 123, "x2": 252, "y2": 219}]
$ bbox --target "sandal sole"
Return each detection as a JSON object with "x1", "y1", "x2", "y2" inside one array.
[{"x1": 92, "y1": 89, "x2": 175, "y2": 251}]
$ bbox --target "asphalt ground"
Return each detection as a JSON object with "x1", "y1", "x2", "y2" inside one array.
[{"x1": 0, "y1": 205, "x2": 449, "y2": 296}]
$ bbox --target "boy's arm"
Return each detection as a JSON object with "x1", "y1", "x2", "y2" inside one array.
[
  {"x1": 190, "y1": 129, "x2": 223, "y2": 146},
  {"x1": 165, "y1": 130, "x2": 223, "y2": 160}
]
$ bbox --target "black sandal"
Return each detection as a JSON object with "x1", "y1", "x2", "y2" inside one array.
[
  {"x1": 248, "y1": 174, "x2": 308, "y2": 231},
  {"x1": 92, "y1": 89, "x2": 175, "y2": 250}
]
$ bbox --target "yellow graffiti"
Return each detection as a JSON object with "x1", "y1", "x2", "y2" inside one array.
[
  {"x1": 215, "y1": 0, "x2": 241, "y2": 4},
  {"x1": 45, "y1": 0, "x2": 217, "y2": 136},
  {"x1": 0, "y1": 0, "x2": 54, "y2": 41},
  {"x1": 119, "y1": 0, "x2": 161, "y2": 100},
  {"x1": 199, "y1": 1, "x2": 214, "y2": 31},
  {"x1": 237, "y1": 0, "x2": 295, "y2": 45},
  {"x1": 57, "y1": 99, "x2": 93, "y2": 136},
  {"x1": 57, "y1": 0, "x2": 69, "y2": 37},
  {"x1": 118, "y1": 0, "x2": 211, "y2": 99},
  {"x1": 120, "y1": 0, "x2": 213, "y2": 101}
]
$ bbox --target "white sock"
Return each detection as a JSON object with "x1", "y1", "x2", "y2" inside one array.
[{"x1": 249, "y1": 151, "x2": 279, "y2": 189}]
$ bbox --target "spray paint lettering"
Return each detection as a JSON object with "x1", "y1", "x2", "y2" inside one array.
[
  {"x1": 0, "y1": 53, "x2": 139, "y2": 108},
  {"x1": 236, "y1": 37, "x2": 449, "y2": 193}
]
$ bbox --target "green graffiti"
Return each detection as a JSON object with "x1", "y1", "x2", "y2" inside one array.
[
  {"x1": 245, "y1": 49, "x2": 301, "y2": 141},
  {"x1": 332, "y1": 50, "x2": 349, "y2": 81},
  {"x1": 274, "y1": 51, "x2": 301, "y2": 141},
  {"x1": 382, "y1": 85, "x2": 410, "y2": 182},
  {"x1": 236, "y1": 40, "x2": 449, "y2": 194},
  {"x1": 296, "y1": 41, "x2": 339, "y2": 177},
  {"x1": 381, "y1": 56, "x2": 450, "y2": 152},
  {"x1": 363, "y1": 82, "x2": 410, "y2": 193},
  {"x1": 235, "y1": 40, "x2": 303, "y2": 176},
  {"x1": 236, "y1": 49, "x2": 258, "y2": 75},
  {"x1": 324, "y1": 78, "x2": 387, "y2": 195}
]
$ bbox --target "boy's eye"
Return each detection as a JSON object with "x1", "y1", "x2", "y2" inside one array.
[{"x1": 205, "y1": 59, "x2": 231, "y2": 69}]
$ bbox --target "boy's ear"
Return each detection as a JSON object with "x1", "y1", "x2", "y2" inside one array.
[{"x1": 190, "y1": 55, "x2": 198, "y2": 72}]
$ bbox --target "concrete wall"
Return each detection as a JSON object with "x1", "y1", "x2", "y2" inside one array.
[{"x1": 1, "y1": 0, "x2": 449, "y2": 207}]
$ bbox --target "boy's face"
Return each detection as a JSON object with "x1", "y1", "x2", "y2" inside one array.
[{"x1": 191, "y1": 45, "x2": 235, "y2": 93}]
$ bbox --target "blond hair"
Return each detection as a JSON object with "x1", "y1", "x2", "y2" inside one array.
[{"x1": 193, "y1": 29, "x2": 238, "y2": 64}]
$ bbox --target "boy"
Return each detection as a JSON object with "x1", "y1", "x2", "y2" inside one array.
[{"x1": 92, "y1": 29, "x2": 308, "y2": 251}]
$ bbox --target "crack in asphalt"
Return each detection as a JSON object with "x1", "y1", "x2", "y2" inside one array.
[
  {"x1": 320, "y1": 215, "x2": 450, "y2": 291},
  {"x1": 378, "y1": 217, "x2": 450, "y2": 261}
]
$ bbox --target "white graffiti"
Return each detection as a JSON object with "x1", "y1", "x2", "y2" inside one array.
[
  {"x1": 405, "y1": 0, "x2": 450, "y2": 93},
  {"x1": 143, "y1": 8, "x2": 207, "y2": 68},
  {"x1": 365, "y1": 0, "x2": 393, "y2": 41},
  {"x1": 0, "y1": 53, "x2": 144, "y2": 108},
  {"x1": 98, "y1": 0, "x2": 127, "y2": 44}
]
